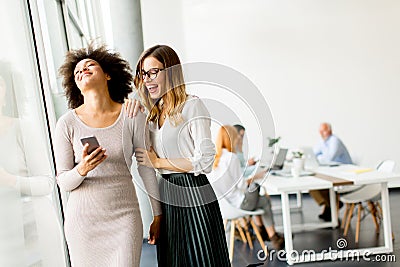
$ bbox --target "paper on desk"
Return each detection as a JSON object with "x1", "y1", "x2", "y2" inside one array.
[{"x1": 346, "y1": 168, "x2": 373, "y2": 174}]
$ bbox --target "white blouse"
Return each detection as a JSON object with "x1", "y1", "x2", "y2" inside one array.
[
  {"x1": 149, "y1": 95, "x2": 215, "y2": 175},
  {"x1": 208, "y1": 149, "x2": 247, "y2": 208}
]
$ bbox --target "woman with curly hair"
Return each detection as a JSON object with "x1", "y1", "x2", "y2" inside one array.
[
  {"x1": 133, "y1": 45, "x2": 230, "y2": 266},
  {"x1": 54, "y1": 44, "x2": 162, "y2": 267}
]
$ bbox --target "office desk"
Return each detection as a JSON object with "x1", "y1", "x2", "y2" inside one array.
[
  {"x1": 263, "y1": 166, "x2": 400, "y2": 265},
  {"x1": 317, "y1": 165, "x2": 400, "y2": 261}
]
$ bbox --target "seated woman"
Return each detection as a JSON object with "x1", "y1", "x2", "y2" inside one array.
[{"x1": 208, "y1": 125, "x2": 284, "y2": 250}]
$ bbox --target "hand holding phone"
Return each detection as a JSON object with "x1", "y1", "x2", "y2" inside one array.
[
  {"x1": 80, "y1": 136, "x2": 100, "y2": 154},
  {"x1": 78, "y1": 136, "x2": 107, "y2": 176}
]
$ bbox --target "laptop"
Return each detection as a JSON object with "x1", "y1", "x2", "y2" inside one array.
[
  {"x1": 302, "y1": 146, "x2": 341, "y2": 167},
  {"x1": 270, "y1": 147, "x2": 315, "y2": 177},
  {"x1": 269, "y1": 148, "x2": 288, "y2": 170}
]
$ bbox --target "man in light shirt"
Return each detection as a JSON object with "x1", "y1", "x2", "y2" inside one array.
[
  {"x1": 314, "y1": 122, "x2": 353, "y2": 165},
  {"x1": 310, "y1": 122, "x2": 352, "y2": 221}
]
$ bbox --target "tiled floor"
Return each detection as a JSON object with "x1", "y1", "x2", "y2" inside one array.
[{"x1": 140, "y1": 189, "x2": 400, "y2": 266}]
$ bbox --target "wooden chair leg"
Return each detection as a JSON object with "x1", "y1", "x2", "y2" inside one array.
[
  {"x1": 355, "y1": 203, "x2": 363, "y2": 243},
  {"x1": 241, "y1": 217, "x2": 253, "y2": 249},
  {"x1": 236, "y1": 221, "x2": 247, "y2": 243},
  {"x1": 367, "y1": 201, "x2": 380, "y2": 234},
  {"x1": 344, "y1": 203, "x2": 355, "y2": 236},
  {"x1": 223, "y1": 219, "x2": 228, "y2": 231},
  {"x1": 341, "y1": 203, "x2": 350, "y2": 229},
  {"x1": 250, "y1": 220, "x2": 267, "y2": 257},
  {"x1": 376, "y1": 202, "x2": 383, "y2": 221},
  {"x1": 229, "y1": 220, "x2": 236, "y2": 262}
]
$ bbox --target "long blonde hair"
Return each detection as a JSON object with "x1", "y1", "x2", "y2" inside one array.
[
  {"x1": 213, "y1": 125, "x2": 239, "y2": 169},
  {"x1": 134, "y1": 45, "x2": 187, "y2": 126}
]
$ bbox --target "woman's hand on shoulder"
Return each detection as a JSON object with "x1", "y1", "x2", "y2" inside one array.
[
  {"x1": 124, "y1": 98, "x2": 145, "y2": 118},
  {"x1": 77, "y1": 144, "x2": 107, "y2": 176},
  {"x1": 148, "y1": 215, "x2": 162, "y2": 245}
]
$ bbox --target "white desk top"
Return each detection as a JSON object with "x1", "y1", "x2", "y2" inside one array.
[
  {"x1": 263, "y1": 175, "x2": 332, "y2": 193},
  {"x1": 261, "y1": 164, "x2": 400, "y2": 193},
  {"x1": 316, "y1": 165, "x2": 400, "y2": 185}
]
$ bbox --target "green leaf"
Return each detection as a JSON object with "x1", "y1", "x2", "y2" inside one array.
[{"x1": 267, "y1": 136, "x2": 281, "y2": 147}]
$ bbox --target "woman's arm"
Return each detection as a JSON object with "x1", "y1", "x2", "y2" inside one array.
[
  {"x1": 133, "y1": 113, "x2": 162, "y2": 216},
  {"x1": 54, "y1": 117, "x2": 107, "y2": 191},
  {"x1": 132, "y1": 112, "x2": 162, "y2": 244},
  {"x1": 186, "y1": 98, "x2": 216, "y2": 174},
  {"x1": 137, "y1": 150, "x2": 193, "y2": 173},
  {"x1": 54, "y1": 118, "x2": 85, "y2": 191}
]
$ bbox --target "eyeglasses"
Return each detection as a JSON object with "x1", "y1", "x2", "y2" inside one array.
[{"x1": 139, "y1": 68, "x2": 164, "y2": 81}]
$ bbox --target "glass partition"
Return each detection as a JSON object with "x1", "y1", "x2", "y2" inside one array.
[{"x1": 0, "y1": 1, "x2": 67, "y2": 266}]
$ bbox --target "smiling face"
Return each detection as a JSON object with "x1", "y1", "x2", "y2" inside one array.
[
  {"x1": 73, "y1": 59, "x2": 110, "y2": 91},
  {"x1": 142, "y1": 56, "x2": 165, "y2": 99}
]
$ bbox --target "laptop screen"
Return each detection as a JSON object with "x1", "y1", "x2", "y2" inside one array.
[{"x1": 273, "y1": 148, "x2": 288, "y2": 169}]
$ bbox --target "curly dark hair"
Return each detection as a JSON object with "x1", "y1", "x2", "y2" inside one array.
[{"x1": 58, "y1": 44, "x2": 133, "y2": 109}]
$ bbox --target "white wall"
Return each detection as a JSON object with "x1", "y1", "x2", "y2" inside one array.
[{"x1": 141, "y1": 0, "x2": 400, "y2": 171}]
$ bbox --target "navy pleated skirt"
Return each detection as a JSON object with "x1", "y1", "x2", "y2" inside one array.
[{"x1": 157, "y1": 173, "x2": 230, "y2": 267}]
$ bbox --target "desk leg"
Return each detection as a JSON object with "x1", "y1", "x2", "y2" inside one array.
[
  {"x1": 281, "y1": 192, "x2": 294, "y2": 265},
  {"x1": 296, "y1": 191, "x2": 302, "y2": 208},
  {"x1": 381, "y1": 182, "x2": 393, "y2": 251},
  {"x1": 329, "y1": 188, "x2": 338, "y2": 228}
]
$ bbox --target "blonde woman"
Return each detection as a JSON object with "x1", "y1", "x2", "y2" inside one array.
[
  {"x1": 134, "y1": 45, "x2": 230, "y2": 266},
  {"x1": 208, "y1": 125, "x2": 284, "y2": 250}
]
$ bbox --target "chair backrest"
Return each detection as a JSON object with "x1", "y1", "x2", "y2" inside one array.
[
  {"x1": 218, "y1": 197, "x2": 265, "y2": 220},
  {"x1": 218, "y1": 197, "x2": 247, "y2": 220},
  {"x1": 376, "y1": 160, "x2": 396, "y2": 172}
]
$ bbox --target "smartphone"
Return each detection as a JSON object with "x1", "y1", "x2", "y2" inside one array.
[{"x1": 80, "y1": 136, "x2": 100, "y2": 154}]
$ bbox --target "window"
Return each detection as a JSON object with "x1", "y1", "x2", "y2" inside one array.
[
  {"x1": 0, "y1": 0, "x2": 112, "y2": 265},
  {"x1": 0, "y1": 1, "x2": 67, "y2": 266}
]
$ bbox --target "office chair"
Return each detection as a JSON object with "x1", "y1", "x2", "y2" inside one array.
[
  {"x1": 341, "y1": 160, "x2": 396, "y2": 243},
  {"x1": 218, "y1": 197, "x2": 267, "y2": 262}
]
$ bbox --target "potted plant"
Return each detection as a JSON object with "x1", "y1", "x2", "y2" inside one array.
[
  {"x1": 268, "y1": 137, "x2": 281, "y2": 148},
  {"x1": 265, "y1": 136, "x2": 281, "y2": 164},
  {"x1": 291, "y1": 150, "x2": 305, "y2": 177}
]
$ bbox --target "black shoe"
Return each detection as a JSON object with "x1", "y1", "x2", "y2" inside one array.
[
  {"x1": 339, "y1": 201, "x2": 344, "y2": 209},
  {"x1": 318, "y1": 206, "x2": 332, "y2": 222},
  {"x1": 256, "y1": 225, "x2": 270, "y2": 241},
  {"x1": 270, "y1": 233, "x2": 285, "y2": 250}
]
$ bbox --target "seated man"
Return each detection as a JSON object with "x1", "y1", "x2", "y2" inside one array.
[{"x1": 310, "y1": 122, "x2": 353, "y2": 221}]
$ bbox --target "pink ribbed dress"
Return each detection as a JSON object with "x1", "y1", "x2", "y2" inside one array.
[{"x1": 54, "y1": 109, "x2": 161, "y2": 267}]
